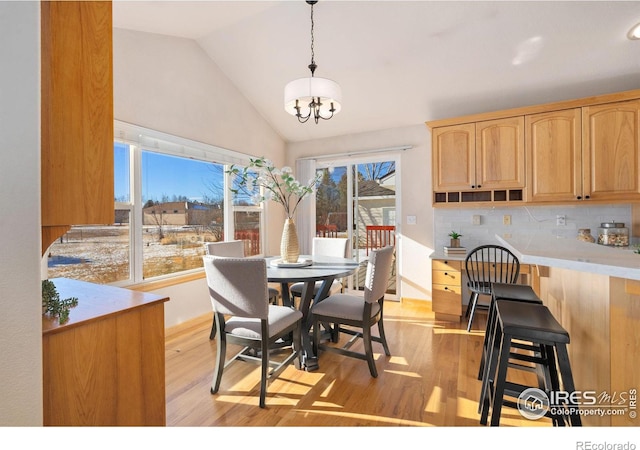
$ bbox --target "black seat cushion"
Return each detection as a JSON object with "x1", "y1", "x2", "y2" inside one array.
[
  {"x1": 496, "y1": 300, "x2": 570, "y2": 344},
  {"x1": 492, "y1": 283, "x2": 541, "y2": 303}
]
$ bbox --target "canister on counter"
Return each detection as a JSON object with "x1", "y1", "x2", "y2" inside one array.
[
  {"x1": 577, "y1": 228, "x2": 595, "y2": 243},
  {"x1": 597, "y1": 222, "x2": 629, "y2": 247}
]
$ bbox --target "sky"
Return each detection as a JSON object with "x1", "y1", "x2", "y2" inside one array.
[
  {"x1": 114, "y1": 142, "x2": 396, "y2": 204},
  {"x1": 114, "y1": 142, "x2": 224, "y2": 203}
]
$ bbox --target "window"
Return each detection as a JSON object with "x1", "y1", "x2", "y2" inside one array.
[{"x1": 46, "y1": 122, "x2": 262, "y2": 285}]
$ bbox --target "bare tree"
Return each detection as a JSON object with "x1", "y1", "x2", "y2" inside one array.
[{"x1": 360, "y1": 161, "x2": 395, "y2": 181}]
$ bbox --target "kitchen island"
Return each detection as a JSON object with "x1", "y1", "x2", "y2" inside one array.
[
  {"x1": 43, "y1": 278, "x2": 169, "y2": 426},
  {"x1": 497, "y1": 235, "x2": 639, "y2": 427}
]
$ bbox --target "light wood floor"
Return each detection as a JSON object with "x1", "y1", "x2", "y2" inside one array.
[{"x1": 164, "y1": 299, "x2": 550, "y2": 427}]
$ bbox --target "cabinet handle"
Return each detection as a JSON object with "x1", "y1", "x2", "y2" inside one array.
[
  {"x1": 471, "y1": 185, "x2": 475, "y2": 188},
  {"x1": 477, "y1": 185, "x2": 482, "y2": 188},
  {"x1": 444, "y1": 272, "x2": 448, "y2": 276},
  {"x1": 444, "y1": 287, "x2": 449, "y2": 290},
  {"x1": 585, "y1": 195, "x2": 590, "y2": 199},
  {"x1": 577, "y1": 196, "x2": 582, "y2": 200}
]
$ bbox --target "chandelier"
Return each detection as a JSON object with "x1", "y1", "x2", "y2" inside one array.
[{"x1": 284, "y1": 0, "x2": 341, "y2": 124}]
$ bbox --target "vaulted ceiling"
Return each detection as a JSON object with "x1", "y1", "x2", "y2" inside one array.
[{"x1": 113, "y1": 1, "x2": 640, "y2": 143}]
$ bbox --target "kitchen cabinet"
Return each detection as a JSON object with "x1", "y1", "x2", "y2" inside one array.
[
  {"x1": 41, "y1": 1, "x2": 114, "y2": 253},
  {"x1": 582, "y1": 99, "x2": 640, "y2": 202},
  {"x1": 526, "y1": 108, "x2": 582, "y2": 202},
  {"x1": 432, "y1": 123, "x2": 475, "y2": 192},
  {"x1": 431, "y1": 259, "x2": 463, "y2": 321},
  {"x1": 43, "y1": 278, "x2": 169, "y2": 426},
  {"x1": 428, "y1": 88, "x2": 640, "y2": 207},
  {"x1": 431, "y1": 117, "x2": 525, "y2": 205},
  {"x1": 527, "y1": 101, "x2": 640, "y2": 203}
]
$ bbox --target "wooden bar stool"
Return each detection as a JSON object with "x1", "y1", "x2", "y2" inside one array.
[{"x1": 480, "y1": 300, "x2": 581, "y2": 426}]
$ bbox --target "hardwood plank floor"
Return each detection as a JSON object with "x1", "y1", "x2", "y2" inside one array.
[{"x1": 164, "y1": 299, "x2": 549, "y2": 427}]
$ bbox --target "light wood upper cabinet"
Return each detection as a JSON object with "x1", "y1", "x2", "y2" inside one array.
[
  {"x1": 583, "y1": 99, "x2": 640, "y2": 201},
  {"x1": 475, "y1": 117, "x2": 525, "y2": 190},
  {"x1": 432, "y1": 123, "x2": 475, "y2": 191},
  {"x1": 41, "y1": 1, "x2": 114, "y2": 252},
  {"x1": 431, "y1": 118, "x2": 524, "y2": 192},
  {"x1": 526, "y1": 101, "x2": 640, "y2": 203},
  {"x1": 526, "y1": 108, "x2": 582, "y2": 202},
  {"x1": 428, "y1": 89, "x2": 640, "y2": 206}
]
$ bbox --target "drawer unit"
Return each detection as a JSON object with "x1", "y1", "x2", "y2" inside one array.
[
  {"x1": 431, "y1": 259, "x2": 463, "y2": 321},
  {"x1": 431, "y1": 257, "x2": 536, "y2": 323},
  {"x1": 432, "y1": 283, "x2": 463, "y2": 317}
]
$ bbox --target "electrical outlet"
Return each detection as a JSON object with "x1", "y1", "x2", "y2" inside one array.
[
  {"x1": 556, "y1": 215, "x2": 566, "y2": 226},
  {"x1": 472, "y1": 215, "x2": 481, "y2": 225},
  {"x1": 503, "y1": 215, "x2": 511, "y2": 225}
]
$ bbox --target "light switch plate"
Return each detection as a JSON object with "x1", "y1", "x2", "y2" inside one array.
[
  {"x1": 472, "y1": 215, "x2": 481, "y2": 225},
  {"x1": 406, "y1": 215, "x2": 416, "y2": 225}
]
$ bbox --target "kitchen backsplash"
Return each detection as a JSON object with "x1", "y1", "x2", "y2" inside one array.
[{"x1": 434, "y1": 204, "x2": 632, "y2": 250}]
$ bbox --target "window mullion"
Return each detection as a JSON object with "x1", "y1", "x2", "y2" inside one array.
[{"x1": 132, "y1": 144, "x2": 144, "y2": 282}]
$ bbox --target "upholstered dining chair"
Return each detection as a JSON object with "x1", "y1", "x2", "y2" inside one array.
[
  {"x1": 289, "y1": 237, "x2": 350, "y2": 304},
  {"x1": 310, "y1": 245, "x2": 394, "y2": 378},
  {"x1": 203, "y1": 255, "x2": 302, "y2": 408},
  {"x1": 464, "y1": 244, "x2": 520, "y2": 332},
  {"x1": 205, "y1": 241, "x2": 279, "y2": 339}
]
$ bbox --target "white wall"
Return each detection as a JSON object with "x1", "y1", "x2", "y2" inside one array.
[
  {"x1": 0, "y1": 1, "x2": 43, "y2": 425},
  {"x1": 286, "y1": 124, "x2": 434, "y2": 301},
  {"x1": 113, "y1": 28, "x2": 289, "y2": 326}
]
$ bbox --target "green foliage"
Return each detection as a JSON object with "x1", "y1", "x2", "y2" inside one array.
[
  {"x1": 42, "y1": 280, "x2": 78, "y2": 324},
  {"x1": 227, "y1": 157, "x2": 321, "y2": 218},
  {"x1": 448, "y1": 231, "x2": 462, "y2": 239}
]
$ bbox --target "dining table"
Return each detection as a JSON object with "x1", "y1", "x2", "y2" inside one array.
[{"x1": 266, "y1": 254, "x2": 360, "y2": 371}]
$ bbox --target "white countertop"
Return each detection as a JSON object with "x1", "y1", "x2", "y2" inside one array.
[{"x1": 496, "y1": 234, "x2": 640, "y2": 281}]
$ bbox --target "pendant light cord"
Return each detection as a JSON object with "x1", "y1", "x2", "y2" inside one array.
[{"x1": 309, "y1": 3, "x2": 316, "y2": 76}]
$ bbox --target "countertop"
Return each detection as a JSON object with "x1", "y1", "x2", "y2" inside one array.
[
  {"x1": 496, "y1": 235, "x2": 640, "y2": 281},
  {"x1": 43, "y1": 277, "x2": 170, "y2": 335}
]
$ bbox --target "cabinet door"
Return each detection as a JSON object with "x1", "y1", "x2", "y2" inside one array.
[
  {"x1": 432, "y1": 123, "x2": 475, "y2": 190},
  {"x1": 41, "y1": 2, "x2": 114, "y2": 230},
  {"x1": 583, "y1": 100, "x2": 640, "y2": 201},
  {"x1": 476, "y1": 117, "x2": 525, "y2": 189},
  {"x1": 526, "y1": 109, "x2": 582, "y2": 202}
]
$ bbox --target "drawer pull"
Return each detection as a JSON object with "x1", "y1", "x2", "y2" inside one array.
[{"x1": 444, "y1": 287, "x2": 449, "y2": 290}]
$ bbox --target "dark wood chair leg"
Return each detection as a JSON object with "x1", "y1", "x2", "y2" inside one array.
[
  {"x1": 211, "y1": 320, "x2": 226, "y2": 394},
  {"x1": 489, "y1": 333, "x2": 512, "y2": 426},
  {"x1": 362, "y1": 324, "x2": 378, "y2": 378},
  {"x1": 209, "y1": 314, "x2": 216, "y2": 340}
]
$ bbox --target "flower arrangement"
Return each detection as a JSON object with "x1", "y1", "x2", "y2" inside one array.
[{"x1": 228, "y1": 157, "x2": 321, "y2": 218}]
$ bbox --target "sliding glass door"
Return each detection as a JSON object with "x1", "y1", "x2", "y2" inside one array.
[{"x1": 315, "y1": 155, "x2": 399, "y2": 299}]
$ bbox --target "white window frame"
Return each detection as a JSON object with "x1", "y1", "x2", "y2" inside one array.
[{"x1": 112, "y1": 120, "x2": 262, "y2": 286}]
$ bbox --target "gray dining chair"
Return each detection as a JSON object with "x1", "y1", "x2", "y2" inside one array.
[
  {"x1": 289, "y1": 237, "x2": 350, "y2": 304},
  {"x1": 203, "y1": 255, "x2": 302, "y2": 408},
  {"x1": 205, "y1": 240, "x2": 279, "y2": 339},
  {"x1": 311, "y1": 245, "x2": 394, "y2": 378}
]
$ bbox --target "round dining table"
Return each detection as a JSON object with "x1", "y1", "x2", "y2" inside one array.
[{"x1": 266, "y1": 254, "x2": 360, "y2": 371}]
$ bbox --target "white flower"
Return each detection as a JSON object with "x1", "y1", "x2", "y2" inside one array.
[{"x1": 227, "y1": 157, "x2": 321, "y2": 218}]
